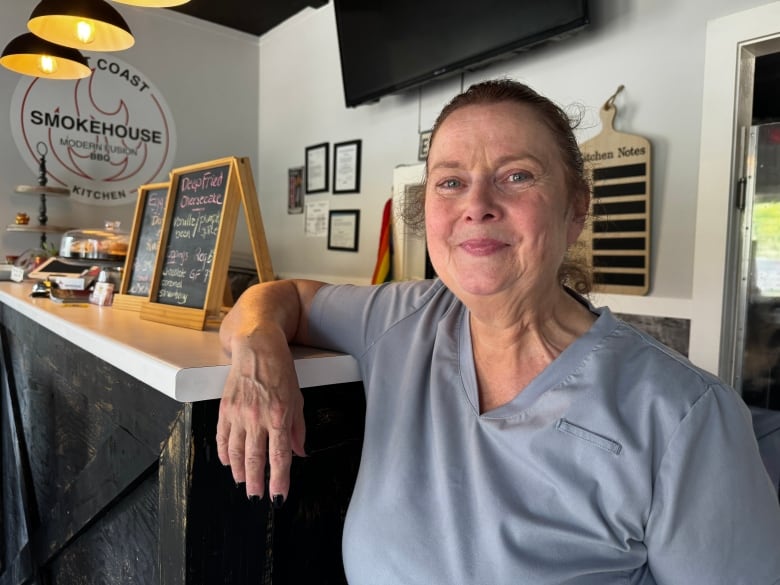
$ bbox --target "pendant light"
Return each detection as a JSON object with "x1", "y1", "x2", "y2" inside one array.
[
  {"x1": 0, "y1": 32, "x2": 91, "y2": 79},
  {"x1": 28, "y1": 0, "x2": 135, "y2": 52},
  {"x1": 112, "y1": 0, "x2": 190, "y2": 6}
]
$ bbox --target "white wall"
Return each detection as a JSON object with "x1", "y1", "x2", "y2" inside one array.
[
  {"x1": 2, "y1": 0, "x2": 777, "y2": 375},
  {"x1": 0, "y1": 4, "x2": 260, "y2": 256},
  {"x1": 257, "y1": 0, "x2": 772, "y2": 296}
]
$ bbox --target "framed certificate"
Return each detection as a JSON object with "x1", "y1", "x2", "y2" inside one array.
[
  {"x1": 327, "y1": 209, "x2": 360, "y2": 251},
  {"x1": 305, "y1": 142, "x2": 329, "y2": 194},
  {"x1": 332, "y1": 139, "x2": 361, "y2": 194}
]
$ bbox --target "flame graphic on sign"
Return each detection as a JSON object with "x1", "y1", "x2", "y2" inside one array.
[
  {"x1": 14, "y1": 56, "x2": 175, "y2": 206},
  {"x1": 47, "y1": 73, "x2": 148, "y2": 182},
  {"x1": 24, "y1": 70, "x2": 169, "y2": 184}
]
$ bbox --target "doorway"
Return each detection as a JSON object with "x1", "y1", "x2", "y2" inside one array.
[
  {"x1": 735, "y1": 119, "x2": 780, "y2": 409},
  {"x1": 690, "y1": 3, "x2": 780, "y2": 387},
  {"x1": 728, "y1": 46, "x2": 780, "y2": 408}
]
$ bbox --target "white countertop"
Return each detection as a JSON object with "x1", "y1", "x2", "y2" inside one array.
[{"x1": 0, "y1": 281, "x2": 361, "y2": 403}]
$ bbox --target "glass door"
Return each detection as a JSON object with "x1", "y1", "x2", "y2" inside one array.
[{"x1": 736, "y1": 122, "x2": 780, "y2": 409}]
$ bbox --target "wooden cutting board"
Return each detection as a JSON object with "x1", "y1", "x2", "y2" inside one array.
[{"x1": 577, "y1": 99, "x2": 652, "y2": 295}]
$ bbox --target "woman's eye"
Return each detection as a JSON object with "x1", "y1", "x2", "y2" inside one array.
[
  {"x1": 496, "y1": 170, "x2": 536, "y2": 195},
  {"x1": 507, "y1": 171, "x2": 533, "y2": 183},
  {"x1": 438, "y1": 178, "x2": 463, "y2": 190}
]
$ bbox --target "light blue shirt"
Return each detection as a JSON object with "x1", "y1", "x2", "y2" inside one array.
[{"x1": 309, "y1": 279, "x2": 780, "y2": 584}]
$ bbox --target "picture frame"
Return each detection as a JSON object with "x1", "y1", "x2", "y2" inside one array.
[
  {"x1": 305, "y1": 142, "x2": 329, "y2": 194},
  {"x1": 327, "y1": 209, "x2": 360, "y2": 252},
  {"x1": 288, "y1": 166, "x2": 304, "y2": 214},
  {"x1": 418, "y1": 130, "x2": 432, "y2": 161},
  {"x1": 333, "y1": 139, "x2": 362, "y2": 194}
]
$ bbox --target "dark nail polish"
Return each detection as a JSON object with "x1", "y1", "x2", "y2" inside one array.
[
  {"x1": 249, "y1": 495, "x2": 261, "y2": 503},
  {"x1": 272, "y1": 494, "x2": 284, "y2": 509}
]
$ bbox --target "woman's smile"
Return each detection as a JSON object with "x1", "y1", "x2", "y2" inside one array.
[{"x1": 457, "y1": 237, "x2": 509, "y2": 256}]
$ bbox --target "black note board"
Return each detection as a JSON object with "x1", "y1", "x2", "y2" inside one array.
[
  {"x1": 141, "y1": 158, "x2": 241, "y2": 330},
  {"x1": 157, "y1": 164, "x2": 229, "y2": 309},
  {"x1": 114, "y1": 182, "x2": 170, "y2": 311},
  {"x1": 140, "y1": 156, "x2": 275, "y2": 330}
]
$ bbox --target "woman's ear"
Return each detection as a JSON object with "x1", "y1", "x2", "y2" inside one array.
[{"x1": 567, "y1": 189, "x2": 590, "y2": 245}]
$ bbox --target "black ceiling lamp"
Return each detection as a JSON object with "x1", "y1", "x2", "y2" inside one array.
[
  {"x1": 27, "y1": 0, "x2": 135, "y2": 52},
  {"x1": 0, "y1": 32, "x2": 91, "y2": 79},
  {"x1": 2, "y1": 0, "x2": 197, "y2": 80}
]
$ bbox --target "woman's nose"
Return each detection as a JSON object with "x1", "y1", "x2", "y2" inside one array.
[{"x1": 464, "y1": 180, "x2": 500, "y2": 222}]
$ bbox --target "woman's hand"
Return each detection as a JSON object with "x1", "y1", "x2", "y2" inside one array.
[
  {"x1": 215, "y1": 279, "x2": 325, "y2": 504},
  {"x1": 217, "y1": 323, "x2": 305, "y2": 503}
]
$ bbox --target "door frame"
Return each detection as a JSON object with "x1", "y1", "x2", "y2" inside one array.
[{"x1": 690, "y1": 1, "x2": 780, "y2": 380}]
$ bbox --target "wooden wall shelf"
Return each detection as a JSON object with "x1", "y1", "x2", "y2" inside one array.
[
  {"x1": 14, "y1": 184, "x2": 70, "y2": 196},
  {"x1": 9, "y1": 185, "x2": 73, "y2": 246},
  {"x1": 6, "y1": 224, "x2": 74, "y2": 233}
]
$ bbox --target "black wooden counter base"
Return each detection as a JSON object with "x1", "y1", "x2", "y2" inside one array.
[{"x1": 0, "y1": 303, "x2": 364, "y2": 585}]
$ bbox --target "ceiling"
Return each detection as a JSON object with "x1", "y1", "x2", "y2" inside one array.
[{"x1": 168, "y1": 0, "x2": 328, "y2": 37}]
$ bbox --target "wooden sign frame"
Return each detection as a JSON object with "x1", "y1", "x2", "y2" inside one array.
[
  {"x1": 139, "y1": 156, "x2": 274, "y2": 330},
  {"x1": 113, "y1": 181, "x2": 170, "y2": 312},
  {"x1": 578, "y1": 102, "x2": 652, "y2": 296},
  {"x1": 234, "y1": 156, "x2": 275, "y2": 284}
]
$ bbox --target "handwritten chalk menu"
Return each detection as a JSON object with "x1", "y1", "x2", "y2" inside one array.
[
  {"x1": 140, "y1": 157, "x2": 274, "y2": 330},
  {"x1": 114, "y1": 182, "x2": 169, "y2": 311},
  {"x1": 159, "y1": 165, "x2": 228, "y2": 308}
]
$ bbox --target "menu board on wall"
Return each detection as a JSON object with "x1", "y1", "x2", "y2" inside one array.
[
  {"x1": 140, "y1": 156, "x2": 274, "y2": 330},
  {"x1": 577, "y1": 101, "x2": 652, "y2": 296},
  {"x1": 114, "y1": 182, "x2": 170, "y2": 311}
]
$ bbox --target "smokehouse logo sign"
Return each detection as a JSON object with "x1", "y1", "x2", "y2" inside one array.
[{"x1": 10, "y1": 55, "x2": 176, "y2": 207}]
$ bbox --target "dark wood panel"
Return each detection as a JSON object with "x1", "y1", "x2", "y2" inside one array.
[
  {"x1": 0, "y1": 302, "x2": 366, "y2": 585},
  {"x1": 273, "y1": 383, "x2": 364, "y2": 584},
  {"x1": 32, "y1": 427, "x2": 158, "y2": 565},
  {"x1": 46, "y1": 472, "x2": 159, "y2": 585},
  {"x1": 184, "y1": 401, "x2": 273, "y2": 585},
  {"x1": 0, "y1": 305, "x2": 183, "y2": 585},
  {"x1": 1, "y1": 305, "x2": 183, "y2": 523},
  {"x1": 0, "y1": 322, "x2": 39, "y2": 585}
]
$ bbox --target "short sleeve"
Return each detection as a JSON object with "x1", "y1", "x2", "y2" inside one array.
[
  {"x1": 645, "y1": 385, "x2": 780, "y2": 584},
  {"x1": 308, "y1": 280, "x2": 446, "y2": 358}
]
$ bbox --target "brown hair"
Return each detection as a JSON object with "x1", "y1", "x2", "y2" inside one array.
[{"x1": 403, "y1": 78, "x2": 592, "y2": 294}]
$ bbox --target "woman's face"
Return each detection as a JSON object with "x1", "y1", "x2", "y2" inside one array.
[{"x1": 424, "y1": 101, "x2": 585, "y2": 303}]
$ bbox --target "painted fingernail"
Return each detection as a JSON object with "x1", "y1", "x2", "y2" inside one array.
[
  {"x1": 272, "y1": 494, "x2": 284, "y2": 509},
  {"x1": 249, "y1": 495, "x2": 262, "y2": 503}
]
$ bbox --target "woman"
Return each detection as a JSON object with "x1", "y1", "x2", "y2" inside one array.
[{"x1": 217, "y1": 80, "x2": 780, "y2": 583}]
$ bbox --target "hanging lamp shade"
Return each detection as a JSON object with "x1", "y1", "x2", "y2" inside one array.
[
  {"x1": 0, "y1": 32, "x2": 91, "y2": 79},
  {"x1": 112, "y1": 0, "x2": 190, "y2": 6},
  {"x1": 28, "y1": 0, "x2": 135, "y2": 52}
]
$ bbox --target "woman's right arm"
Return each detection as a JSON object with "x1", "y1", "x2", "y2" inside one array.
[{"x1": 216, "y1": 279, "x2": 326, "y2": 504}]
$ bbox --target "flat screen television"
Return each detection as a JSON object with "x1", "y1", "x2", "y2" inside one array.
[{"x1": 333, "y1": 0, "x2": 589, "y2": 108}]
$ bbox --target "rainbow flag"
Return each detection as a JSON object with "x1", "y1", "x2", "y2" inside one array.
[{"x1": 371, "y1": 198, "x2": 393, "y2": 284}]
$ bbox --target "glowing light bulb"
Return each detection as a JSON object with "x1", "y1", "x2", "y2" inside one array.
[
  {"x1": 75, "y1": 20, "x2": 96, "y2": 44},
  {"x1": 38, "y1": 55, "x2": 58, "y2": 74}
]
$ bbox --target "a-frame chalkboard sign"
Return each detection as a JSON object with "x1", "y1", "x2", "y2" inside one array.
[
  {"x1": 113, "y1": 181, "x2": 170, "y2": 312},
  {"x1": 139, "y1": 156, "x2": 274, "y2": 330}
]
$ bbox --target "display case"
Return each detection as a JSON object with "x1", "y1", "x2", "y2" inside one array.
[{"x1": 59, "y1": 221, "x2": 129, "y2": 262}]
